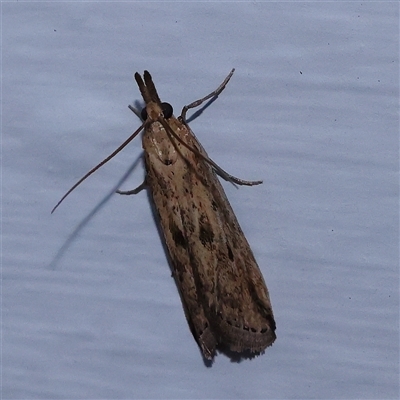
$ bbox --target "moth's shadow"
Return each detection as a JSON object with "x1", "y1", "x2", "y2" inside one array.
[
  {"x1": 50, "y1": 93, "x2": 235, "y2": 365},
  {"x1": 217, "y1": 346, "x2": 266, "y2": 364},
  {"x1": 185, "y1": 96, "x2": 219, "y2": 124},
  {"x1": 200, "y1": 347, "x2": 265, "y2": 367},
  {"x1": 48, "y1": 155, "x2": 143, "y2": 270}
]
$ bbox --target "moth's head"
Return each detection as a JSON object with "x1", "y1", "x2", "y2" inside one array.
[
  {"x1": 135, "y1": 71, "x2": 174, "y2": 121},
  {"x1": 140, "y1": 101, "x2": 173, "y2": 121}
]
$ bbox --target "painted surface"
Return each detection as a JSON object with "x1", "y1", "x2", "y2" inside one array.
[{"x1": 3, "y1": 2, "x2": 398, "y2": 398}]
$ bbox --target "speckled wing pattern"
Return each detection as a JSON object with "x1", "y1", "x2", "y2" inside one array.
[{"x1": 137, "y1": 71, "x2": 276, "y2": 360}]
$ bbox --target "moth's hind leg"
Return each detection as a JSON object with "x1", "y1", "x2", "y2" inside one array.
[{"x1": 116, "y1": 180, "x2": 147, "y2": 195}]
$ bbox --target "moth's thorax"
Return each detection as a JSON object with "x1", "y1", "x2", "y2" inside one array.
[{"x1": 142, "y1": 104, "x2": 189, "y2": 167}]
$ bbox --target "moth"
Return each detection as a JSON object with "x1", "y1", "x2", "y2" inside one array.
[{"x1": 52, "y1": 69, "x2": 276, "y2": 361}]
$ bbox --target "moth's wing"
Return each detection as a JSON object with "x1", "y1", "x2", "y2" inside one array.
[
  {"x1": 143, "y1": 117, "x2": 275, "y2": 358},
  {"x1": 145, "y1": 155, "x2": 217, "y2": 360},
  {"x1": 179, "y1": 137, "x2": 276, "y2": 354},
  {"x1": 208, "y1": 178, "x2": 276, "y2": 353}
]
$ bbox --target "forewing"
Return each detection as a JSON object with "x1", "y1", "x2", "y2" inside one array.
[
  {"x1": 143, "y1": 119, "x2": 218, "y2": 360},
  {"x1": 143, "y1": 116, "x2": 275, "y2": 357},
  {"x1": 179, "y1": 132, "x2": 276, "y2": 354}
]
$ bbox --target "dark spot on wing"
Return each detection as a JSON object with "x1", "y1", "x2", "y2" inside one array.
[
  {"x1": 226, "y1": 244, "x2": 234, "y2": 261},
  {"x1": 170, "y1": 221, "x2": 188, "y2": 249},
  {"x1": 199, "y1": 223, "x2": 214, "y2": 247}
]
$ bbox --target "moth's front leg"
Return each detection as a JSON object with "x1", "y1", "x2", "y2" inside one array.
[{"x1": 180, "y1": 69, "x2": 235, "y2": 123}]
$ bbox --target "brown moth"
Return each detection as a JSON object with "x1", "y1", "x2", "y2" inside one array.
[{"x1": 52, "y1": 69, "x2": 276, "y2": 361}]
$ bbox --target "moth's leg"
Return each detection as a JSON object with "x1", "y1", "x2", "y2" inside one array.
[
  {"x1": 217, "y1": 172, "x2": 263, "y2": 187},
  {"x1": 173, "y1": 69, "x2": 261, "y2": 187},
  {"x1": 116, "y1": 180, "x2": 147, "y2": 195},
  {"x1": 180, "y1": 69, "x2": 235, "y2": 123},
  {"x1": 161, "y1": 120, "x2": 262, "y2": 186}
]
